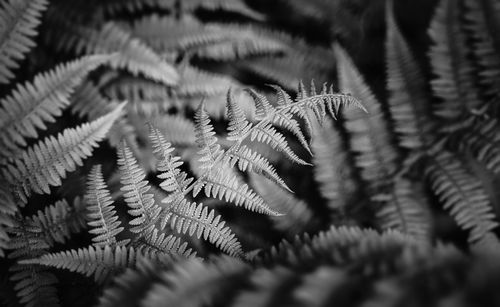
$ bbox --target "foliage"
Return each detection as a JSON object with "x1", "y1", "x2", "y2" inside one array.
[{"x1": 2, "y1": 0, "x2": 500, "y2": 306}]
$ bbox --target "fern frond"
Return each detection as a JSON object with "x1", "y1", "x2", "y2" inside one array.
[
  {"x1": 311, "y1": 118, "x2": 358, "y2": 215},
  {"x1": 160, "y1": 199, "x2": 243, "y2": 257},
  {"x1": 7, "y1": 219, "x2": 59, "y2": 307},
  {"x1": 428, "y1": 0, "x2": 482, "y2": 126},
  {"x1": 250, "y1": 174, "x2": 313, "y2": 235},
  {"x1": 52, "y1": 18, "x2": 179, "y2": 85},
  {"x1": 226, "y1": 89, "x2": 252, "y2": 141},
  {"x1": 386, "y1": 0, "x2": 433, "y2": 150},
  {"x1": 98, "y1": 260, "x2": 164, "y2": 307},
  {"x1": 27, "y1": 198, "x2": 87, "y2": 246},
  {"x1": 117, "y1": 141, "x2": 160, "y2": 235},
  {"x1": 335, "y1": 44, "x2": 399, "y2": 192},
  {"x1": 376, "y1": 179, "x2": 431, "y2": 242},
  {"x1": 195, "y1": 169, "x2": 279, "y2": 216},
  {"x1": 0, "y1": 54, "x2": 114, "y2": 157},
  {"x1": 149, "y1": 125, "x2": 193, "y2": 205},
  {"x1": 135, "y1": 228, "x2": 196, "y2": 259},
  {"x1": 149, "y1": 115, "x2": 196, "y2": 147},
  {"x1": 425, "y1": 150, "x2": 499, "y2": 248},
  {"x1": 176, "y1": 0, "x2": 265, "y2": 20},
  {"x1": 0, "y1": 0, "x2": 48, "y2": 84},
  {"x1": 0, "y1": 186, "x2": 17, "y2": 257},
  {"x1": 131, "y1": 15, "x2": 284, "y2": 60},
  {"x1": 20, "y1": 245, "x2": 172, "y2": 282},
  {"x1": 177, "y1": 66, "x2": 238, "y2": 98},
  {"x1": 464, "y1": 0, "x2": 500, "y2": 100},
  {"x1": 141, "y1": 256, "x2": 250, "y2": 307},
  {"x1": 228, "y1": 145, "x2": 290, "y2": 192},
  {"x1": 2, "y1": 102, "x2": 126, "y2": 203},
  {"x1": 194, "y1": 103, "x2": 225, "y2": 170},
  {"x1": 86, "y1": 165, "x2": 127, "y2": 248}
]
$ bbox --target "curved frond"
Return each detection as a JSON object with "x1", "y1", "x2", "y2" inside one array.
[
  {"x1": 0, "y1": 55, "x2": 114, "y2": 157},
  {"x1": 160, "y1": 199, "x2": 243, "y2": 257},
  {"x1": 386, "y1": 0, "x2": 433, "y2": 150},
  {"x1": 428, "y1": 0, "x2": 482, "y2": 127},
  {"x1": 117, "y1": 141, "x2": 160, "y2": 235},
  {"x1": 311, "y1": 118, "x2": 358, "y2": 215},
  {"x1": 0, "y1": 186, "x2": 17, "y2": 257},
  {"x1": 250, "y1": 174, "x2": 313, "y2": 235},
  {"x1": 226, "y1": 89, "x2": 252, "y2": 142},
  {"x1": 2, "y1": 103, "x2": 126, "y2": 203},
  {"x1": 20, "y1": 245, "x2": 171, "y2": 282},
  {"x1": 425, "y1": 150, "x2": 499, "y2": 249},
  {"x1": 27, "y1": 198, "x2": 87, "y2": 246},
  {"x1": 376, "y1": 179, "x2": 431, "y2": 242},
  {"x1": 195, "y1": 169, "x2": 279, "y2": 216},
  {"x1": 335, "y1": 44, "x2": 399, "y2": 192},
  {"x1": 142, "y1": 256, "x2": 250, "y2": 307},
  {"x1": 0, "y1": 0, "x2": 48, "y2": 84},
  {"x1": 86, "y1": 165, "x2": 127, "y2": 248},
  {"x1": 135, "y1": 228, "x2": 196, "y2": 259},
  {"x1": 194, "y1": 103, "x2": 225, "y2": 170}
]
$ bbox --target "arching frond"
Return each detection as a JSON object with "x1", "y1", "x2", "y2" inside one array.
[
  {"x1": 177, "y1": 66, "x2": 237, "y2": 98},
  {"x1": 226, "y1": 89, "x2": 252, "y2": 142},
  {"x1": 0, "y1": 54, "x2": 114, "y2": 158},
  {"x1": 7, "y1": 219, "x2": 59, "y2": 307},
  {"x1": 425, "y1": 150, "x2": 499, "y2": 249},
  {"x1": 0, "y1": 0, "x2": 48, "y2": 84},
  {"x1": 464, "y1": 0, "x2": 500, "y2": 100},
  {"x1": 149, "y1": 115, "x2": 196, "y2": 147},
  {"x1": 311, "y1": 118, "x2": 358, "y2": 216},
  {"x1": 376, "y1": 179, "x2": 431, "y2": 242},
  {"x1": 135, "y1": 228, "x2": 196, "y2": 259},
  {"x1": 117, "y1": 141, "x2": 160, "y2": 235},
  {"x1": 19, "y1": 245, "x2": 173, "y2": 282},
  {"x1": 194, "y1": 103, "x2": 225, "y2": 170},
  {"x1": 160, "y1": 199, "x2": 243, "y2": 257},
  {"x1": 86, "y1": 165, "x2": 127, "y2": 248},
  {"x1": 0, "y1": 186, "x2": 17, "y2": 257},
  {"x1": 141, "y1": 256, "x2": 250, "y2": 307},
  {"x1": 250, "y1": 174, "x2": 313, "y2": 235},
  {"x1": 27, "y1": 198, "x2": 87, "y2": 246},
  {"x1": 227, "y1": 145, "x2": 290, "y2": 191},
  {"x1": 2, "y1": 103, "x2": 126, "y2": 203},
  {"x1": 335, "y1": 44, "x2": 399, "y2": 192},
  {"x1": 386, "y1": 0, "x2": 433, "y2": 150},
  {"x1": 131, "y1": 15, "x2": 284, "y2": 60},
  {"x1": 98, "y1": 260, "x2": 164, "y2": 307},
  {"x1": 51, "y1": 18, "x2": 179, "y2": 85},
  {"x1": 194, "y1": 169, "x2": 279, "y2": 216},
  {"x1": 428, "y1": 0, "x2": 482, "y2": 127}
]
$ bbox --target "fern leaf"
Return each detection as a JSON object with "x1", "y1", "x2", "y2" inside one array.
[
  {"x1": 464, "y1": 0, "x2": 500, "y2": 100},
  {"x1": 228, "y1": 145, "x2": 290, "y2": 192},
  {"x1": 425, "y1": 150, "x2": 499, "y2": 248},
  {"x1": 0, "y1": 0, "x2": 48, "y2": 84},
  {"x1": 386, "y1": 0, "x2": 433, "y2": 150},
  {"x1": 428, "y1": 0, "x2": 482, "y2": 126},
  {"x1": 20, "y1": 245, "x2": 172, "y2": 282},
  {"x1": 250, "y1": 174, "x2": 313, "y2": 235},
  {"x1": 141, "y1": 256, "x2": 250, "y2": 307},
  {"x1": 7, "y1": 219, "x2": 59, "y2": 307},
  {"x1": 195, "y1": 169, "x2": 279, "y2": 216},
  {"x1": 226, "y1": 89, "x2": 252, "y2": 141},
  {"x1": 376, "y1": 179, "x2": 431, "y2": 242},
  {"x1": 335, "y1": 44, "x2": 399, "y2": 192},
  {"x1": 311, "y1": 118, "x2": 358, "y2": 215},
  {"x1": 194, "y1": 103, "x2": 225, "y2": 170},
  {"x1": 175, "y1": 0, "x2": 265, "y2": 20},
  {"x1": 250, "y1": 122, "x2": 309, "y2": 165},
  {"x1": 117, "y1": 141, "x2": 161, "y2": 235},
  {"x1": 0, "y1": 186, "x2": 17, "y2": 257},
  {"x1": 135, "y1": 228, "x2": 196, "y2": 259},
  {"x1": 2, "y1": 102, "x2": 126, "y2": 203},
  {"x1": 177, "y1": 66, "x2": 237, "y2": 98},
  {"x1": 27, "y1": 199, "x2": 87, "y2": 246},
  {"x1": 149, "y1": 125, "x2": 193, "y2": 205},
  {"x1": 0, "y1": 55, "x2": 114, "y2": 157},
  {"x1": 149, "y1": 115, "x2": 196, "y2": 147},
  {"x1": 160, "y1": 199, "x2": 243, "y2": 257},
  {"x1": 52, "y1": 18, "x2": 179, "y2": 85},
  {"x1": 86, "y1": 165, "x2": 127, "y2": 248}
]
